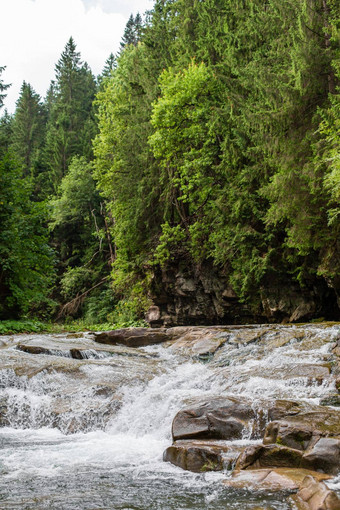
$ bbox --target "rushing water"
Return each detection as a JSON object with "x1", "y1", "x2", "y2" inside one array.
[{"x1": 0, "y1": 324, "x2": 339, "y2": 509}]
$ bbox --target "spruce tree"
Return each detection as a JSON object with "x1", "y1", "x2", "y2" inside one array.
[
  {"x1": 120, "y1": 13, "x2": 143, "y2": 51},
  {"x1": 44, "y1": 37, "x2": 97, "y2": 191},
  {"x1": 11, "y1": 82, "x2": 46, "y2": 183},
  {"x1": 0, "y1": 66, "x2": 10, "y2": 109}
]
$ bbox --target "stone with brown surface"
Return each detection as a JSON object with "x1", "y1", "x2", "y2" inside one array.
[
  {"x1": 225, "y1": 468, "x2": 331, "y2": 492},
  {"x1": 163, "y1": 439, "x2": 244, "y2": 472},
  {"x1": 163, "y1": 441, "x2": 227, "y2": 472},
  {"x1": 17, "y1": 344, "x2": 53, "y2": 355},
  {"x1": 302, "y1": 438, "x2": 340, "y2": 475},
  {"x1": 172, "y1": 397, "x2": 255, "y2": 441},
  {"x1": 291, "y1": 475, "x2": 340, "y2": 510},
  {"x1": 263, "y1": 409, "x2": 340, "y2": 451},
  {"x1": 235, "y1": 444, "x2": 304, "y2": 470},
  {"x1": 94, "y1": 328, "x2": 170, "y2": 347},
  {"x1": 168, "y1": 328, "x2": 228, "y2": 357}
]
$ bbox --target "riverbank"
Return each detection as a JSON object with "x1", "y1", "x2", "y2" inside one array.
[{"x1": 0, "y1": 318, "x2": 147, "y2": 335}]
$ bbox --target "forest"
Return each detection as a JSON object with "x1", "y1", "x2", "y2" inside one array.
[{"x1": 0, "y1": 0, "x2": 339, "y2": 327}]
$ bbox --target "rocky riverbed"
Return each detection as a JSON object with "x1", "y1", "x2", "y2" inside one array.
[{"x1": 0, "y1": 323, "x2": 339, "y2": 509}]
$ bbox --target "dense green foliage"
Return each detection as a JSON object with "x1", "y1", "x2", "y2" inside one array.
[{"x1": 0, "y1": 2, "x2": 339, "y2": 323}]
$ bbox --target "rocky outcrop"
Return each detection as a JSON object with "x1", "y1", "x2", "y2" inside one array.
[{"x1": 147, "y1": 262, "x2": 340, "y2": 327}]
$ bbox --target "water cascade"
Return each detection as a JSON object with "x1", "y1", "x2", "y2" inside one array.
[{"x1": 0, "y1": 324, "x2": 339, "y2": 509}]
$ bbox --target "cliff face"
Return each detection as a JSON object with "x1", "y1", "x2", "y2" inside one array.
[{"x1": 146, "y1": 262, "x2": 340, "y2": 327}]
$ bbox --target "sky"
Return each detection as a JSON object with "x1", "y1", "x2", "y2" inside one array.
[{"x1": 1, "y1": 0, "x2": 154, "y2": 113}]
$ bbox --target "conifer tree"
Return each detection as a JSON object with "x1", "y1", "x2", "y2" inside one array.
[
  {"x1": 45, "y1": 38, "x2": 97, "y2": 191},
  {"x1": 120, "y1": 13, "x2": 143, "y2": 51},
  {"x1": 11, "y1": 82, "x2": 46, "y2": 183},
  {"x1": 0, "y1": 66, "x2": 10, "y2": 109}
]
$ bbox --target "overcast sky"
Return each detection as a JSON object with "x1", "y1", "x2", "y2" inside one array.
[{"x1": 1, "y1": 0, "x2": 154, "y2": 113}]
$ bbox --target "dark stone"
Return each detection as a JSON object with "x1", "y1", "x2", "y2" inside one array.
[
  {"x1": 17, "y1": 344, "x2": 52, "y2": 355},
  {"x1": 235, "y1": 444, "x2": 304, "y2": 470},
  {"x1": 172, "y1": 397, "x2": 255, "y2": 441},
  {"x1": 147, "y1": 261, "x2": 340, "y2": 327},
  {"x1": 70, "y1": 348, "x2": 83, "y2": 360},
  {"x1": 94, "y1": 328, "x2": 170, "y2": 347}
]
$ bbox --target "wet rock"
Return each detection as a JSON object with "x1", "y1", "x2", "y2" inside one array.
[
  {"x1": 163, "y1": 441, "x2": 226, "y2": 472},
  {"x1": 320, "y1": 395, "x2": 340, "y2": 407},
  {"x1": 235, "y1": 444, "x2": 304, "y2": 470},
  {"x1": 224, "y1": 468, "x2": 331, "y2": 492},
  {"x1": 302, "y1": 438, "x2": 340, "y2": 475},
  {"x1": 291, "y1": 475, "x2": 340, "y2": 510},
  {"x1": 336, "y1": 379, "x2": 340, "y2": 392},
  {"x1": 17, "y1": 344, "x2": 52, "y2": 356},
  {"x1": 267, "y1": 400, "x2": 302, "y2": 421},
  {"x1": 70, "y1": 348, "x2": 83, "y2": 360},
  {"x1": 168, "y1": 327, "x2": 228, "y2": 357},
  {"x1": 263, "y1": 409, "x2": 340, "y2": 451},
  {"x1": 263, "y1": 421, "x2": 314, "y2": 451},
  {"x1": 163, "y1": 440, "x2": 243, "y2": 472},
  {"x1": 94, "y1": 328, "x2": 170, "y2": 347},
  {"x1": 172, "y1": 397, "x2": 255, "y2": 441}
]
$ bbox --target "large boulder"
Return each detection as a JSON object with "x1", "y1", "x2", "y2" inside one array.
[
  {"x1": 302, "y1": 438, "x2": 340, "y2": 475},
  {"x1": 163, "y1": 440, "x2": 244, "y2": 473},
  {"x1": 172, "y1": 397, "x2": 255, "y2": 441},
  {"x1": 291, "y1": 475, "x2": 340, "y2": 510},
  {"x1": 238, "y1": 439, "x2": 340, "y2": 475},
  {"x1": 263, "y1": 409, "x2": 340, "y2": 451}
]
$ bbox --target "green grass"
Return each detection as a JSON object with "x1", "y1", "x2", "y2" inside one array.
[{"x1": 0, "y1": 318, "x2": 148, "y2": 335}]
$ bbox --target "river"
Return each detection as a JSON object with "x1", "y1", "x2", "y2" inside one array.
[{"x1": 0, "y1": 324, "x2": 339, "y2": 509}]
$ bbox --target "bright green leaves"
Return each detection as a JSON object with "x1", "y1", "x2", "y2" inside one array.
[
  {"x1": 149, "y1": 62, "x2": 221, "y2": 261},
  {"x1": 0, "y1": 153, "x2": 55, "y2": 318}
]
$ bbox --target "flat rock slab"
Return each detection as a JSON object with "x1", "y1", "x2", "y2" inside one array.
[
  {"x1": 167, "y1": 328, "x2": 229, "y2": 357},
  {"x1": 291, "y1": 475, "x2": 340, "y2": 510},
  {"x1": 225, "y1": 468, "x2": 332, "y2": 492},
  {"x1": 94, "y1": 328, "x2": 170, "y2": 347}
]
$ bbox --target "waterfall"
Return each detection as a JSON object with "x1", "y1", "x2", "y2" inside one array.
[{"x1": 0, "y1": 324, "x2": 339, "y2": 509}]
